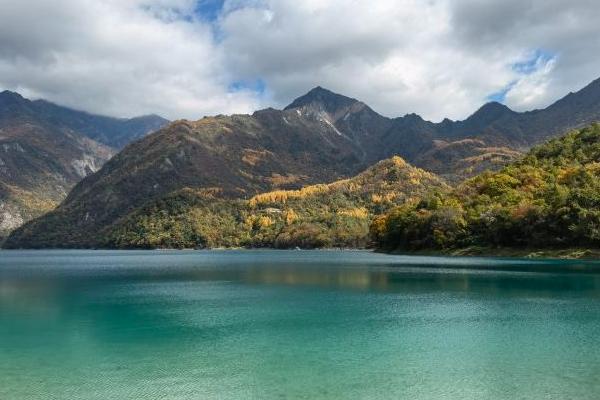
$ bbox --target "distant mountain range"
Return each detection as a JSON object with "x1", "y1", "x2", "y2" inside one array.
[
  {"x1": 4, "y1": 76, "x2": 600, "y2": 248},
  {"x1": 0, "y1": 91, "x2": 168, "y2": 238}
]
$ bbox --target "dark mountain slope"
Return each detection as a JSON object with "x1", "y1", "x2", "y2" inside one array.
[{"x1": 394, "y1": 79, "x2": 600, "y2": 179}]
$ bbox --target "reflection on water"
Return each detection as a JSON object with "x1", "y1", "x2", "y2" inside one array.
[
  {"x1": 3, "y1": 251, "x2": 600, "y2": 305},
  {"x1": 1, "y1": 250, "x2": 600, "y2": 400}
]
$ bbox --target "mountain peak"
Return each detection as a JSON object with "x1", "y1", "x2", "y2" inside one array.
[
  {"x1": 477, "y1": 101, "x2": 512, "y2": 113},
  {"x1": 466, "y1": 101, "x2": 514, "y2": 124},
  {"x1": 126, "y1": 114, "x2": 169, "y2": 123},
  {"x1": 0, "y1": 90, "x2": 27, "y2": 104},
  {"x1": 284, "y1": 86, "x2": 361, "y2": 113},
  {"x1": 403, "y1": 112, "x2": 425, "y2": 121},
  {"x1": 0, "y1": 91, "x2": 33, "y2": 117},
  {"x1": 0, "y1": 89, "x2": 20, "y2": 96}
]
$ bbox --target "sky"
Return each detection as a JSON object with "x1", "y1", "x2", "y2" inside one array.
[{"x1": 1, "y1": 0, "x2": 599, "y2": 122}]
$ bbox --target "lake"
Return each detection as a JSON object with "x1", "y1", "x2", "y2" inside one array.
[{"x1": 1, "y1": 250, "x2": 599, "y2": 399}]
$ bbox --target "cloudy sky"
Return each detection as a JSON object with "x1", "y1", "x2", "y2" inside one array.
[{"x1": 1, "y1": 0, "x2": 599, "y2": 121}]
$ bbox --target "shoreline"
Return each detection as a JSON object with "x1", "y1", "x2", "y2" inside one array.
[
  {"x1": 2, "y1": 245, "x2": 600, "y2": 260},
  {"x1": 386, "y1": 246, "x2": 600, "y2": 260},
  {"x1": 3, "y1": 247, "x2": 600, "y2": 274}
]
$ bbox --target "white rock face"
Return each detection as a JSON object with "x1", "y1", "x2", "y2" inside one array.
[
  {"x1": 321, "y1": 115, "x2": 343, "y2": 136},
  {"x1": 2, "y1": 143, "x2": 25, "y2": 153},
  {"x1": 0, "y1": 207, "x2": 24, "y2": 232},
  {"x1": 71, "y1": 154, "x2": 100, "y2": 178}
]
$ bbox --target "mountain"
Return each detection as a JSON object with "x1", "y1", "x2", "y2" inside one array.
[
  {"x1": 30, "y1": 99, "x2": 168, "y2": 149},
  {"x1": 7, "y1": 78, "x2": 600, "y2": 248},
  {"x1": 3, "y1": 104, "x2": 383, "y2": 248},
  {"x1": 100, "y1": 156, "x2": 446, "y2": 249},
  {"x1": 0, "y1": 91, "x2": 168, "y2": 149},
  {"x1": 284, "y1": 86, "x2": 360, "y2": 113},
  {"x1": 372, "y1": 123, "x2": 600, "y2": 252},
  {"x1": 0, "y1": 91, "x2": 168, "y2": 239},
  {"x1": 281, "y1": 80, "x2": 600, "y2": 180}
]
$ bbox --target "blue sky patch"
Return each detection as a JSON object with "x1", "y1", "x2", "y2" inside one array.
[
  {"x1": 228, "y1": 79, "x2": 267, "y2": 95},
  {"x1": 194, "y1": 0, "x2": 226, "y2": 22},
  {"x1": 512, "y1": 49, "x2": 555, "y2": 75},
  {"x1": 486, "y1": 49, "x2": 556, "y2": 103},
  {"x1": 487, "y1": 81, "x2": 517, "y2": 103}
]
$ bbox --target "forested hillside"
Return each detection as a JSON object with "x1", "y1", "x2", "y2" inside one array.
[
  {"x1": 99, "y1": 157, "x2": 446, "y2": 249},
  {"x1": 372, "y1": 124, "x2": 600, "y2": 251}
]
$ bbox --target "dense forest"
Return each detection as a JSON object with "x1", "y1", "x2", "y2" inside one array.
[
  {"x1": 103, "y1": 157, "x2": 445, "y2": 249},
  {"x1": 372, "y1": 123, "x2": 600, "y2": 251}
]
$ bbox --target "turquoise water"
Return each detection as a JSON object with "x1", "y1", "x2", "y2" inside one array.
[{"x1": 1, "y1": 250, "x2": 600, "y2": 399}]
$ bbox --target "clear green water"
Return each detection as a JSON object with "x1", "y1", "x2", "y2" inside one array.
[{"x1": 1, "y1": 250, "x2": 600, "y2": 399}]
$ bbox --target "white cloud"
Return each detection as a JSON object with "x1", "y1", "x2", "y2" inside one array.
[
  {"x1": 0, "y1": 0, "x2": 260, "y2": 119},
  {"x1": 0, "y1": 0, "x2": 599, "y2": 121},
  {"x1": 220, "y1": 0, "x2": 600, "y2": 120},
  {"x1": 504, "y1": 54, "x2": 557, "y2": 110}
]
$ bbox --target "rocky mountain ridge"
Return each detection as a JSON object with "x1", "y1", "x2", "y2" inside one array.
[{"x1": 6, "y1": 77, "x2": 600, "y2": 248}]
